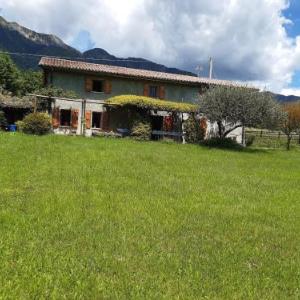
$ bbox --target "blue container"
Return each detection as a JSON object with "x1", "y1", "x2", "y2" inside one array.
[{"x1": 9, "y1": 124, "x2": 17, "y2": 132}]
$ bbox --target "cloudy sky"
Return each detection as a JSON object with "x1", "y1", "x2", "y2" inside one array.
[{"x1": 1, "y1": 0, "x2": 300, "y2": 95}]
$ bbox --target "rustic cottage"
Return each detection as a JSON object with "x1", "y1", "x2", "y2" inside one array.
[{"x1": 39, "y1": 57, "x2": 245, "y2": 141}]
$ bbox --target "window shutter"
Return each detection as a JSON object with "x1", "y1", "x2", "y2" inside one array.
[
  {"x1": 200, "y1": 118, "x2": 208, "y2": 136},
  {"x1": 85, "y1": 110, "x2": 91, "y2": 129},
  {"x1": 159, "y1": 86, "x2": 165, "y2": 99},
  {"x1": 52, "y1": 107, "x2": 60, "y2": 128},
  {"x1": 85, "y1": 77, "x2": 93, "y2": 92},
  {"x1": 143, "y1": 84, "x2": 149, "y2": 96},
  {"x1": 71, "y1": 109, "x2": 79, "y2": 129},
  {"x1": 104, "y1": 80, "x2": 112, "y2": 94},
  {"x1": 101, "y1": 111, "x2": 109, "y2": 130}
]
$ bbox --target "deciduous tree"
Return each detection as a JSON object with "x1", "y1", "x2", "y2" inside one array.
[
  {"x1": 281, "y1": 102, "x2": 300, "y2": 150},
  {"x1": 20, "y1": 70, "x2": 43, "y2": 95},
  {"x1": 0, "y1": 53, "x2": 21, "y2": 94}
]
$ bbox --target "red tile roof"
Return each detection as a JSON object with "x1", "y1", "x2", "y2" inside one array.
[{"x1": 39, "y1": 57, "x2": 252, "y2": 88}]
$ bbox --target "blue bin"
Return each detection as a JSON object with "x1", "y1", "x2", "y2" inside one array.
[{"x1": 9, "y1": 124, "x2": 17, "y2": 132}]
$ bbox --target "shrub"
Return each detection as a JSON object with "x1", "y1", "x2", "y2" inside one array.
[
  {"x1": 184, "y1": 116, "x2": 205, "y2": 144},
  {"x1": 0, "y1": 110, "x2": 7, "y2": 129},
  {"x1": 131, "y1": 119, "x2": 152, "y2": 141},
  {"x1": 201, "y1": 137, "x2": 243, "y2": 150},
  {"x1": 246, "y1": 135, "x2": 256, "y2": 147},
  {"x1": 15, "y1": 120, "x2": 25, "y2": 132},
  {"x1": 22, "y1": 113, "x2": 51, "y2": 135},
  {"x1": 36, "y1": 86, "x2": 78, "y2": 98}
]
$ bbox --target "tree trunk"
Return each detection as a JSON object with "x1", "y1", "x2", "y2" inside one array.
[
  {"x1": 242, "y1": 125, "x2": 246, "y2": 147},
  {"x1": 217, "y1": 121, "x2": 225, "y2": 138}
]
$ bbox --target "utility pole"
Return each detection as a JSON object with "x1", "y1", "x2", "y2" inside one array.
[
  {"x1": 209, "y1": 57, "x2": 213, "y2": 79},
  {"x1": 195, "y1": 65, "x2": 203, "y2": 78},
  {"x1": 81, "y1": 99, "x2": 86, "y2": 136}
]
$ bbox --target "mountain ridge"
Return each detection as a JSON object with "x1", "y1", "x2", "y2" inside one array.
[
  {"x1": 0, "y1": 16, "x2": 195, "y2": 76},
  {"x1": 273, "y1": 93, "x2": 300, "y2": 103}
]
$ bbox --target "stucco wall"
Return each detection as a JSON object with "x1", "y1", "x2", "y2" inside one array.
[
  {"x1": 53, "y1": 98, "x2": 105, "y2": 136},
  {"x1": 206, "y1": 121, "x2": 243, "y2": 144},
  {"x1": 50, "y1": 71, "x2": 200, "y2": 103}
]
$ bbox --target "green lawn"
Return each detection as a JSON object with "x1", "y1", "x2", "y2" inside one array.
[{"x1": 0, "y1": 133, "x2": 299, "y2": 299}]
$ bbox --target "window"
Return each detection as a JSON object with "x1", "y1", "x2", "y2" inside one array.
[
  {"x1": 92, "y1": 112, "x2": 102, "y2": 128},
  {"x1": 92, "y1": 80, "x2": 104, "y2": 93},
  {"x1": 149, "y1": 86, "x2": 159, "y2": 98},
  {"x1": 60, "y1": 109, "x2": 71, "y2": 126}
]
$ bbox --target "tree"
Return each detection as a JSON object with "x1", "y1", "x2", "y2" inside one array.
[
  {"x1": 281, "y1": 102, "x2": 300, "y2": 150},
  {"x1": 0, "y1": 53, "x2": 22, "y2": 94},
  {"x1": 199, "y1": 86, "x2": 282, "y2": 145},
  {"x1": 19, "y1": 70, "x2": 43, "y2": 95},
  {"x1": 35, "y1": 86, "x2": 78, "y2": 98},
  {"x1": 0, "y1": 53, "x2": 78, "y2": 99}
]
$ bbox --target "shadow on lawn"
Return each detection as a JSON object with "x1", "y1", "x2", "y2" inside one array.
[{"x1": 199, "y1": 138, "x2": 268, "y2": 154}]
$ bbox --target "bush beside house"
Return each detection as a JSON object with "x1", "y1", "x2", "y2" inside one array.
[
  {"x1": 184, "y1": 116, "x2": 206, "y2": 144},
  {"x1": 0, "y1": 110, "x2": 7, "y2": 129},
  {"x1": 131, "y1": 119, "x2": 152, "y2": 141},
  {"x1": 22, "y1": 113, "x2": 51, "y2": 135}
]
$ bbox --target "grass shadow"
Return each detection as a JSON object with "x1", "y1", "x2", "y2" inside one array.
[{"x1": 199, "y1": 138, "x2": 269, "y2": 154}]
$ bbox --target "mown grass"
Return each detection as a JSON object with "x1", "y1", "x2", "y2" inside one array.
[{"x1": 0, "y1": 133, "x2": 299, "y2": 299}]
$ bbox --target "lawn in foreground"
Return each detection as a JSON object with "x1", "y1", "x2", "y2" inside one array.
[{"x1": 0, "y1": 133, "x2": 299, "y2": 299}]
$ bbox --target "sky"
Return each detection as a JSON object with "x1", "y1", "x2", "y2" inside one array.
[{"x1": 1, "y1": 0, "x2": 300, "y2": 95}]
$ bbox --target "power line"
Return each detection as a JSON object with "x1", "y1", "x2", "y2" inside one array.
[{"x1": 0, "y1": 50, "x2": 152, "y2": 63}]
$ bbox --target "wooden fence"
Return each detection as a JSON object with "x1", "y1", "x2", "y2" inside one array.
[{"x1": 246, "y1": 129, "x2": 300, "y2": 148}]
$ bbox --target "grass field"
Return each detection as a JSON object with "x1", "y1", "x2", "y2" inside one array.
[{"x1": 0, "y1": 133, "x2": 299, "y2": 299}]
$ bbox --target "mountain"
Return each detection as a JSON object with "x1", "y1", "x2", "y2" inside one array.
[
  {"x1": 0, "y1": 16, "x2": 195, "y2": 76},
  {"x1": 82, "y1": 48, "x2": 196, "y2": 75},
  {"x1": 274, "y1": 93, "x2": 300, "y2": 103},
  {"x1": 0, "y1": 16, "x2": 81, "y2": 69}
]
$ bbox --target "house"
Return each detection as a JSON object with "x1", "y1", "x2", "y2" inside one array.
[{"x1": 38, "y1": 57, "x2": 246, "y2": 141}]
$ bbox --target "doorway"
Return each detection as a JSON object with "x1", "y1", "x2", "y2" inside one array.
[
  {"x1": 151, "y1": 115, "x2": 163, "y2": 130},
  {"x1": 92, "y1": 112, "x2": 102, "y2": 129}
]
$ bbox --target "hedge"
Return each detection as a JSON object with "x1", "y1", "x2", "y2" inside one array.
[{"x1": 106, "y1": 95, "x2": 198, "y2": 113}]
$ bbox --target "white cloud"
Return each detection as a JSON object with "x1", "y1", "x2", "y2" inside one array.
[
  {"x1": 281, "y1": 88, "x2": 300, "y2": 96},
  {"x1": 1, "y1": 0, "x2": 300, "y2": 93}
]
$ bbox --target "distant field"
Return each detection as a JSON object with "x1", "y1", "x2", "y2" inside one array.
[{"x1": 0, "y1": 133, "x2": 299, "y2": 299}]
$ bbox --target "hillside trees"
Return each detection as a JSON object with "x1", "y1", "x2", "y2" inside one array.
[
  {"x1": 0, "y1": 53, "x2": 43, "y2": 95},
  {"x1": 199, "y1": 86, "x2": 283, "y2": 145},
  {"x1": 0, "y1": 53, "x2": 22, "y2": 94},
  {"x1": 0, "y1": 53, "x2": 77, "y2": 99},
  {"x1": 20, "y1": 70, "x2": 43, "y2": 95}
]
